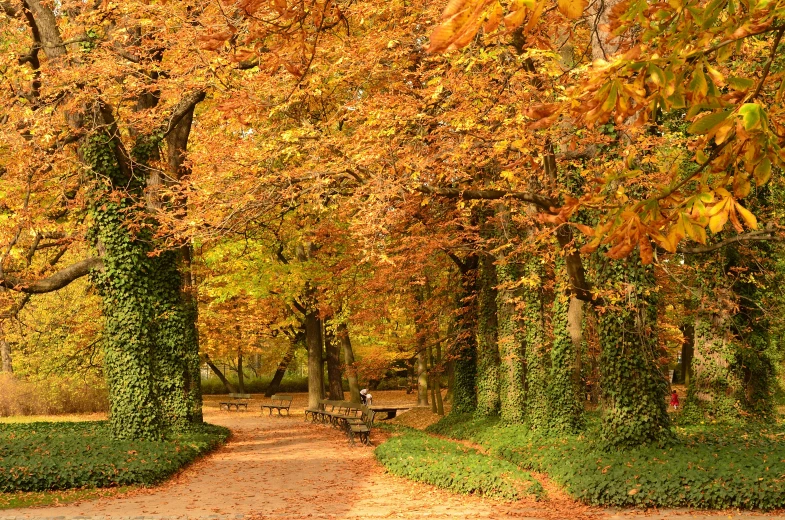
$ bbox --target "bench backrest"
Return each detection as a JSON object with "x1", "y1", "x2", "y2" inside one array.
[
  {"x1": 270, "y1": 395, "x2": 293, "y2": 403},
  {"x1": 228, "y1": 393, "x2": 252, "y2": 399}
]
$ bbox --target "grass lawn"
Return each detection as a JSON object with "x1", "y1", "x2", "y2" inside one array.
[
  {"x1": 0, "y1": 420, "x2": 228, "y2": 499},
  {"x1": 426, "y1": 414, "x2": 785, "y2": 510}
]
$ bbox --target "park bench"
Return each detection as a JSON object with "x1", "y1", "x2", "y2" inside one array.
[
  {"x1": 261, "y1": 394, "x2": 293, "y2": 416},
  {"x1": 219, "y1": 393, "x2": 251, "y2": 411},
  {"x1": 342, "y1": 405, "x2": 376, "y2": 446}
]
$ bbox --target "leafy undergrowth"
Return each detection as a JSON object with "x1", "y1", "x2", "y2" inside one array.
[
  {"x1": 0, "y1": 485, "x2": 136, "y2": 510},
  {"x1": 375, "y1": 427, "x2": 544, "y2": 501},
  {"x1": 0, "y1": 421, "x2": 229, "y2": 492},
  {"x1": 427, "y1": 414, "x2": 785, "y2": 510}
]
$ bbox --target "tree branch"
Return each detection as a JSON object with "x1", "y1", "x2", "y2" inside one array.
[
  {"x1": 679, "y1": 228, "x2": 781, "y2": 254},
  {"x1": 0, "y1": 257, "x2": 102, "y2": 293},
  {"x1": 416, "y1": 185, "x2": 556, "y2": 212},
  {"x1": 163, "y1": 90, "x2": 206, "y2": 137}
]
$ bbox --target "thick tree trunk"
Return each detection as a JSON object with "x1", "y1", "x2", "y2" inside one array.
[
  {"x1": 338, "y1": 323, "x2": 361, "y2": 403},
  {"x1": 204, "y1": 354, "x2": 237, "y2": 393},
  {"x1": 547, "y1": 265, "x2": 584, "y2": 433},
  {"x1": 475, "y1": 250, "x2": 500, "y2": 417},
  {"x1": 522, "y1": 257, "x2": 549, "y2": 429},
  {"x1": 266, "y1": 334, "x2": 301, "y2": 397},
  {"x1": 324, "y1": 322, "x2": 345, "y2": 400},
  {"x1": 596, "y1": 255, "x2": 671, "y2": 448},
  {"x1": 450, "y1": 256, "x2": 479, "y2": 414},
  {"x1": 305, "y1": 309, "x2": 325, "y2": 409}
]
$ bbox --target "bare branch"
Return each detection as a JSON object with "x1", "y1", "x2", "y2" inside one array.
[
  {"x1": 679, "y1": 228, "x2": 782, "y2": 254},
  {"x1": 416, "y1": 185, "x2": 556, "y2": 212},
  {"x1": 0, "y1": 257, "x2": 102, "y2": 293}
]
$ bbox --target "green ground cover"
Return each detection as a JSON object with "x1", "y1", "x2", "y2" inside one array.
[
  {"x1": 375, "y1": 427, "x2": 544, "y2": 500},
  {"x1": 427, "y1": 414, "x2": 785, "y2": 510},
  {"x1": 0, "y1": 421, "x2": 228, "y2": 492}
]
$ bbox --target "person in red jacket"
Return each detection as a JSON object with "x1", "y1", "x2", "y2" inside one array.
[{"x1": 670, "y1": 390, "x2": 680, "y2": 410}]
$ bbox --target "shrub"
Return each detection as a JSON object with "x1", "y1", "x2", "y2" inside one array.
[
  {"x1": 0, "y1": 374, "x2": 109, "y2": 417},
  {"x1": 0, "y1": 421, "x2": 228, "y2": 492},
  {"x1": 200, "y1": 375, "x2": 309, "y2": 394},
  {"x1": 375, "y1": 428, "x2": 543, "y2": 500},
  {"x1": 427, "y1": 414, "x2": 785, "y2": 510}
]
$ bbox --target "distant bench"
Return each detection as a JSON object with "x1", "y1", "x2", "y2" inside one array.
[
  {"x1": 261, "y1": 394, "x2": 293, "y2": 416},
  {"x1": 220, "y1": 393, "x2": 251, "y2": 411}
]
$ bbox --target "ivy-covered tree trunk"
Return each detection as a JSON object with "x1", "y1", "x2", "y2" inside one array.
[
  {"x1": 449, "y1": 257, "x2": 479, "y2": 414},
  {"x1": 496, "y1": 260, "x2": 526, "y2": 423},
  {"x1": 596, "y1": 255, "x2": 671, "y2": 448},
  {"x1": 547, "y1": 262, "x2": 584, "y2": 433},
  {"x1": 151, "y1": 250, "x2": 203, "y2": 429},
  {"x1": 475, "y1": 251, "x2": 500, "y2": 417},
  {"x1": 522, "y1": 257, "x2": 548, "y2": 430},
  {"x1": 92, "y1": 202, "x2": 164, "y2": 441}
]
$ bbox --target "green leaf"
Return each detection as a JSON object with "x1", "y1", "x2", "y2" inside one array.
[
  {"x1": 688, "y1": 110, "x2": 731, "y2": 135},
  {"x1": 739, "y1": 103, "x2": 762, "y2": 130}
]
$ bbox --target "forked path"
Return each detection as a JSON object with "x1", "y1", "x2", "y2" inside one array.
[{"x1": 1, "y1": 407, "x2": 779, "y2": 520}]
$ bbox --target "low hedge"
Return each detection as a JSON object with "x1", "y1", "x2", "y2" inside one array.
[
  {"x1": 375, "y1": 428, "x2": 544, "y2": 500},
  {"x1": 0, "y1": 421, "x2": 229, "y2": 492},
  {"x1": 428, "y1": 414, "x2": 785, "y2": 510},
  {"x1": 201, "y1": 376, "x2": 310, "y2": 395}
]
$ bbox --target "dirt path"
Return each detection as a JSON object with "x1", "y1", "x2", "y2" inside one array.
[{"x1": 2, "y1": 397, "x2": 782, "y2": 519}]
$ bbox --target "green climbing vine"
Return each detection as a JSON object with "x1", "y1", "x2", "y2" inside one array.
[
  {"x1": 84, "y1": 134, "x2": 201, "y2": 440},
  {"x1": 547, "y1": 255, "x2": 584, "y2": 433},
  {"x1": 522, "y1": 255, "x2": 548, "y2": 430},
  {"x1": 594, "y1": 253, "x2": 672, "y2": 448},
  {"x1": 451, "y1": 261, "x2": 478, "y2": 414},
  {"x1": 475, "y1": 251, "x2": 501, "y2": 418},
  {"x1": 496, "y1": 260, "x2": 526, "y2": 424}
]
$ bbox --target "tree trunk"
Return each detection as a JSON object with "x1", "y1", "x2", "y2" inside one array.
[
  {"x1": 547, "y1": 262, "x2": 584, "y2": 433},
  {"x1": 475, "y1": 249, "x2": 500, "y2": 417},
  {"x1": 523, "y1": 256, "x2": 549, "y2": 430},
  {"x1": 266, "y1": 333, "x2": 301, "y2": 397},
  {"x1": 305, "y1": 309, "x2": 325, "y2": 409},
  {"x1": 237, "y1": 347, "x2": 245, "y2": 394},
  {"x1": 434, "y1": 340, "x2": 445, "y2": 415},
  {"x1": 416, "y1": 345, "x2": 429, "y2": 407},
  {"x1": 568, "y1": 297, "x2": 583, "y2": 388},
  {"x1": 204, "y1": 354, "x2": 237, "y2": 393},
  {"x1": 449, "y1": 256, "x2": 479, "y2": 414},
  {"x1": 324, "y1": 321, "x2": 345, "y2": 400},
  {"x1": 428, "y1": 342, "x2": 437, "y2": 413},
  {"x1": 0, "y1": 335, "x2": 11, "y2": 373},
  {"x1": 338, "y1": 323, "x2": 362, "y2": 403},
  {"x1": 680, "y1": 323, "x2": 694, "y2": 386},
  {"x1": 596, "y1": 255, "x2": 671, "y2": 448}
]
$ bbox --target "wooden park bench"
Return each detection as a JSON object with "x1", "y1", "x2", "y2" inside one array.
[
  {"x1": 261, "y1": 394, "x2": 293, "y2": 416},
  {"x1": 342, "y1": 405, "x2": 376, "y2": 446},
  {"x1": 219, "y1": 393, "x2": 251, "y2": 411}
]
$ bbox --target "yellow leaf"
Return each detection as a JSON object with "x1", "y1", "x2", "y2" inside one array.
[
  {"x1": 735, "y1": 202, "x2": 758, "y2": 229},
  {"x1": 709, "y1": 210, "x2": 728, "y2": 233},
  {"x1": 557, "y1": 0, "x2": 587, "y2": 19}
]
